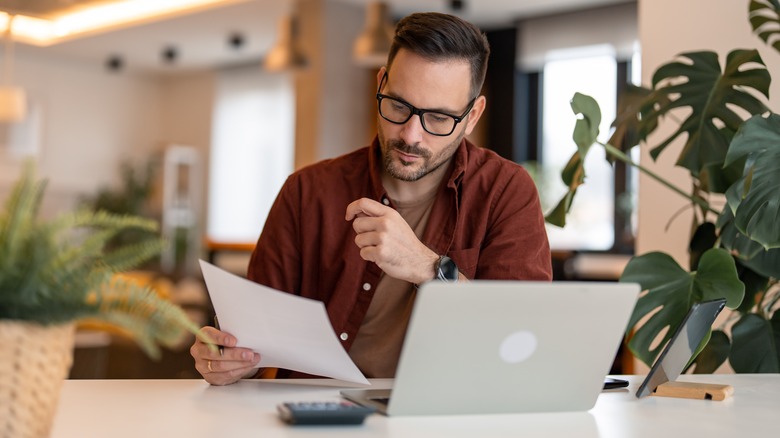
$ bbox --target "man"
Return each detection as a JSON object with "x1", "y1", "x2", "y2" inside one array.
[{"x1": 191, "y1": 12, "x2": 551, "y2": 386}]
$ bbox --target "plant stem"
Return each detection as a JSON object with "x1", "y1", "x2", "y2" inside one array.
[
  {"x1": 762, "y1": 279, "x2": 780, "y2": 318},
  {"x1": 600, "y1": 142, "x2": 721, "y2": 216}
]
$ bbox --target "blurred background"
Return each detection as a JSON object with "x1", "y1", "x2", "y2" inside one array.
[{"x1": 1, "y1": 0, "x2": 768, "y2": 378}]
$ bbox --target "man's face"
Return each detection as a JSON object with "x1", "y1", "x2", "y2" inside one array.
[{"x1": 376, "y1": 49, "x2": 482, "y2": 182}]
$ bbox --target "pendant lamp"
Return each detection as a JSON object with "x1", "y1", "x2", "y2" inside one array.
[
  {"x1": 264, "y1": 12, "x2": 307, "y2": 72},
  {"x1": 352, "y1": 1, "x2": 394, "y2": 68}
]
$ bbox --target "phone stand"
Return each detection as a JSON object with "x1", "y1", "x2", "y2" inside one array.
[{"x1": 652, "y1": 381, "x2": 734, "y2": 401}]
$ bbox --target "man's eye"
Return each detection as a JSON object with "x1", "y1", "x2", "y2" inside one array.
[
  {"x1": 427, "y1": 113, "x2": 451, "y2": 124},
  {"x1": 390, "y1": 101, "x2": 408, "y2": 112}
]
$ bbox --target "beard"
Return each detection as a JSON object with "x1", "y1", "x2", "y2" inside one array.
[{"x1": 378, "y1": 125, "x2": 465, "y2": 182}]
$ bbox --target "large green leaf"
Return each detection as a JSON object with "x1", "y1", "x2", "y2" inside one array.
[
  {"x1": 735, "y1": 261, "x2": 771, "y2": 313},
  {"x1": 750, "y1": 0, "x2": 780, "y2": 53},
  {"x1": 699, "y1": 127, "x2": 745, "y2": 194},
  {"x1": 544, "y1": 93, "x2": 601, "y2": 227},
  {"x1": 742, "y1": 249, "x2": 780, "y2": 279},
  {"x1": 620, "y1": 249, "x2": 744, "y2": 367},
  {"x1": 720, "y1": 213, "x2": 780, "y2": 279},
  {"x1": 692, "y1": 330, "x2": 731, "y2": 373},
  {"x1": 608, "y1": 84, "x2": 656, "y2": 154},
  {"x1": 571, "y1": 92, "x2": 601, "y2": 156},
  {"x1": 644, "y1": 50, "x2": 769, "y2": 178},
  {"x1": 724, "y1": 114, "x2": 780, "y2": 250},
  {"x1": 689, "y1": 222, "x2": 717, "y2": 271},
  {"x1": 730, "y1": 312, "x2": 780, "y2": 372}
]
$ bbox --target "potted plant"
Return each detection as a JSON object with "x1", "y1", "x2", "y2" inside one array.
[
  {"x1": 546, "y1": 0, "x2": 780, "y2": 373},
  {"x1": 0, "y1": 162, "x2": 207, "y2": 437},
  {"x1": 79, "y1": 156, "x2": 161, "y2": 252}
]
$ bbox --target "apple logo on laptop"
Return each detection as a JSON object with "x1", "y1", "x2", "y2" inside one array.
[{"x1": 499, "y1": 330, "x2": 537, "y2": 364}]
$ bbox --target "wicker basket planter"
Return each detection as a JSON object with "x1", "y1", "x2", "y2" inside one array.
[{"x1": 0, "y1": 321, "x2": 75, "y2": 438}]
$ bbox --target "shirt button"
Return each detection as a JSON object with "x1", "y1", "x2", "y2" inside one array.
[
  {"x1": 362, "y1": 282, "x2": 371, "y2": 291},
  {"x1": 340, "y1": 332, "x2": 349, "y2": 341},
  {"x1": 382, "y1": 197, "x2": 390, "y2": 206}
]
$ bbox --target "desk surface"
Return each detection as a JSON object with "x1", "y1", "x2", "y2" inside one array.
[{"x1": 52, "y1": 374, "x2": 779, "y2": 437}]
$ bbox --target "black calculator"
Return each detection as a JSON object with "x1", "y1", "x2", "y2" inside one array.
[{"x1": 277, "y1": 401, "x2": 376, "y2": 425}]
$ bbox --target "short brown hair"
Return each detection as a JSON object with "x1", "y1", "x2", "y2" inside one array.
[{"x1": 387, "y1": 12, "x2": 490, "y2": 98}]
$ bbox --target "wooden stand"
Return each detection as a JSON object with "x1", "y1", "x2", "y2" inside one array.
[{"x1": 653, "y1": 381, "x2": 734, "y2": 401}]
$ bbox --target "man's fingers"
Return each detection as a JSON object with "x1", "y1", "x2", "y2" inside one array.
[
  {"x1": 353, "y1": 231, "x2": 380, "y2": 249},
  {"x1": 203, "y1": 355, "x2": 260, "y2": 373},
  {"x1": 345, "y1": 198, "x2": 388, "y2": 220},
  {"x1": 199, "y1": 326, "x2": 237, "y2": 348},
  {"x1": 359, "y1": 246, "x2": 379, "y2": 263},
  {"x1": 199, "y1": 345, "x2": 258, "y2": 363},
  {"x1": 352, "y1": 215, "x2": 393, "y2": 235}
]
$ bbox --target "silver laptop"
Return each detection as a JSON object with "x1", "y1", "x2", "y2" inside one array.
[{"x1": 341, "y1": 281, "x2": 639, "y2": 416}]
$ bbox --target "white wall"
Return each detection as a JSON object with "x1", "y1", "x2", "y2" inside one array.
[
  {"x1": 636, "y1": 0, "x2": 780, "y2": 264},
  {"x1": 0, "y1": 50, "x2": 164, "y2": 218}
]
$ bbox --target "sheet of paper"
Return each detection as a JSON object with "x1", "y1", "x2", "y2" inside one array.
[{"x1": 198, "y1": 260, "x2": 369, "y2": 385}]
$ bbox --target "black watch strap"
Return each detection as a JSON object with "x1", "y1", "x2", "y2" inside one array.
[{"x1": 435, "y1": 255, "x2": 459, "y2": 282}]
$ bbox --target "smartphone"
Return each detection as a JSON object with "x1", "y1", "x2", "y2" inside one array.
[{"x1": 603, "y1": 377, "x2": 629, "y2": 390}]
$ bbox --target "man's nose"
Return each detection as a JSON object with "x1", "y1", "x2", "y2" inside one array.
[{"x1": 399, "y1": 113, "x2": 425, "y2": 145}]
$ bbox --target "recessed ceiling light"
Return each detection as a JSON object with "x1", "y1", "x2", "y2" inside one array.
[
  {"x1": 228, "y1": 32, "x2": 245, "y2": 50},
  {"x1": 0, "y1": 0, "x2": 245, "y2": 46}
]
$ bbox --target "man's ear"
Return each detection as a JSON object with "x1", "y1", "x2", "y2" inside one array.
[
  {"x1": 463, "y1": 95, "x2": 486, "y2": 136},
  {"x1": 376, "y1": 66, "x2": 387, "y2": 88}
]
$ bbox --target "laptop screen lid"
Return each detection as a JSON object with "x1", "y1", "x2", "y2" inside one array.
[{"x1": 342, "y1": 281, "x2": 639, "y2": 416}]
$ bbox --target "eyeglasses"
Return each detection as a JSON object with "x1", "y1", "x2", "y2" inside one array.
[{"x1": 376, "y1": 73, "x2": 476, "y2": 137}]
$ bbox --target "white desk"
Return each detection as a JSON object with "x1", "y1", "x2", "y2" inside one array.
[{"x1": 51, "y1": 374, "x2": 779, "y2": 437}]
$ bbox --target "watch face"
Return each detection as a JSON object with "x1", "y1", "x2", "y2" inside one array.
[{"x1": 437, "y1": 256, "x2": 459, "y2": 282}]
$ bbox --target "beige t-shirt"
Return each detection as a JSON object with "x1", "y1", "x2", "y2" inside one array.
[{"x1": 348, "y1": 190, "x2": 437, "y2": 378}]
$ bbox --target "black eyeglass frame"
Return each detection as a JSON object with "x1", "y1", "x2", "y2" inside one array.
[{"x1": 375, "y1": 72, "x2": 476, "y2": 137}]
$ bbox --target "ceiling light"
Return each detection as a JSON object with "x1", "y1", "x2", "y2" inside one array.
[
  {"x1": 0, "y1": 0, "x2": 246, "y2": 46},
  {"x1": 450, "y1": 0, "x2": 467, "y2": 12},
  {"x1": 162, "y1": 46, "x2": 179, "y2": 64},
  {"x1": 106, "y1": 55, "x2": 124, "y2": 73},
  {"x1": 263, "y1": 14, "x2": 307, "y2": 72},
  {"x1": 353, "y1": 2, "x2": 394, "y2": 68},
  {"x1": 228, "y1": 32, "x2": 245, "y2": 50}
]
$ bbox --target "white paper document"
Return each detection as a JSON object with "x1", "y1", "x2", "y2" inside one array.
[{"x1": 198, "y1": 260, "x2": 369, "y2": 385}]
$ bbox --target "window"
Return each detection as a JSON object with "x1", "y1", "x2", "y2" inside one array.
[
  {"x1": 540, "y1": 45, "x2": 618, "y2": 251},
  {"x1": 514, "y1": 2, "x2": 639, "y2": 255},
  {"x1": 207, "y1": 66, "x2": 294, "y2": 244}
]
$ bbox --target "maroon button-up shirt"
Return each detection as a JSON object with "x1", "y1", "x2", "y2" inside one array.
[{"x1": 247, "y1": 137, "x2": 552, "y2": 378}]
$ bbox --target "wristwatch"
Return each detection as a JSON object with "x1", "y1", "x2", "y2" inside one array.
[{"x1": 435, "y1": 255, "x2": 459, "y2": 282}]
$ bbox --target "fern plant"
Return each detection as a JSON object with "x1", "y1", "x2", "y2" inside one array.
[
  {"x1": 0, "y1": 163, "x2": 206, "y2": 359},
  {"x1": 546, "y1": 0, "x2": 780, "y2": 373}
]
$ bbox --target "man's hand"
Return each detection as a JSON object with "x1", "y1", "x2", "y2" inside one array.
[
  {"x1": 346, "y1": 197, "x2": 438, "y2": 284},
  {"x1": 190, "y1": 326, "x2": 261, "y2": 386}
]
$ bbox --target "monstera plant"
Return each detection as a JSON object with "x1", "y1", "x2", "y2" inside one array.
[{"x1": 546, "y1": 0, "x2": 780, "y2": 373}]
